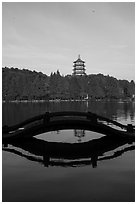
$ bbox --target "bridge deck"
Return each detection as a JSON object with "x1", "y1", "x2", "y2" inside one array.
[{"x1": 2, "y1": 111, "x2": 135, "y2": 142}]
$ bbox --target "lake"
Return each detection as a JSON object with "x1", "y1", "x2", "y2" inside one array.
[{"x1": 2, "y1": 101, "x2": 135, "y2": 202}]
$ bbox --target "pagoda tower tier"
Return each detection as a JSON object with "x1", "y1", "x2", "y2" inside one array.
[{"x1": 72, "y1": 55, "x2": 86, "y2": 76}]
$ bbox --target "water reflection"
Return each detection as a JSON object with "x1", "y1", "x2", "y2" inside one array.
[
  {"x1": 2, "y1": 101, "x2": 135, "y2": 126},
  {"x1": 3, "y1": 131, "x2": 134, "y2": 168},
  {"x1": 2, "y1": 102, "x2": 135, "y2": 202},
  {"x1": 74, "y1": 130, "x2": 85, "y2": 142}
]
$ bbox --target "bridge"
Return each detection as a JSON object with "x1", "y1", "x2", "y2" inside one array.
[
  {"x1": 2, "y1": 135, "x2": 135, "y2": 168},
  {"x1": 2, "y1": 111, "x2": 135, "y2": 142}
]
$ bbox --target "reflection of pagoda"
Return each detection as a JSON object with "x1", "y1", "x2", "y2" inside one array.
[
  {"x1": 74, "y1": 129, "x2": 85, "y2": 142},
  {"x1": 73, "y1": 55, "x2": 86, "y2": 76}
]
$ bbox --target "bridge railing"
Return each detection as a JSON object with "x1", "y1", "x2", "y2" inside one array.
[
  {"x1": 2, "y1": 111, "x2": 135, "y2": 134},
  {"x1": 44, "y1": 111, "x2": 133, "y2": 131}
]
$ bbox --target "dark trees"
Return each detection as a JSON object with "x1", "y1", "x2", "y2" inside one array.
[
  {"x1": 2, "y1": 67, "x2": 49, "y2": 101},
  {"x1": 2, "y1": 67, "x2": 135, "y2": 101}
]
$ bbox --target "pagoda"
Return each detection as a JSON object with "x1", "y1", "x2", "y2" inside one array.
[
  {"x1": 73, "y1": 55, "x2": 86, "y2": 76},
  {"x1": 74, "y1": 129, "x2": 85, "y2": 142}
]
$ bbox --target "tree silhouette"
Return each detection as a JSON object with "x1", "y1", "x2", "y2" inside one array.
[{"x1": 2, "y1": 67, "x2": 135, "y2": 101}]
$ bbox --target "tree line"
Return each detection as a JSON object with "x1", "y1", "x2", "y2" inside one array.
[{"x1": 2, "y1": 67, "x2": 135, "y2": 101}]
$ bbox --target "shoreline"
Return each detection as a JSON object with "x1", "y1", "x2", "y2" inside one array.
[{"x1": 2, "y1": 98, "x2": 134, "y2": 103}]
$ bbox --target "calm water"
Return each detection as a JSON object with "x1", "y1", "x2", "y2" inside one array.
[{"x1": 2, "y1": 101, "x2": 135, "y2": 202}]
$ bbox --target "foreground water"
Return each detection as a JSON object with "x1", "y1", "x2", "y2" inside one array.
[{"x1": 2, "y1": 101, "x2": 135, "y2": 202}]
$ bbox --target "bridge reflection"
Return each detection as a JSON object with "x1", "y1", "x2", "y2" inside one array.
[{"x1": 2, "y1": 129, "x2": 134, "y2": 168}]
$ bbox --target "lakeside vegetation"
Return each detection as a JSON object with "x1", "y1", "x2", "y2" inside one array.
[{"x1": 2, "y1": 67, "x2": 135, "y2": 101}]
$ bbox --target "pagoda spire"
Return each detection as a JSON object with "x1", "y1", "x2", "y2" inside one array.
[{"x1": 78, "y1": 54, "x2": 80, "y2": 59}]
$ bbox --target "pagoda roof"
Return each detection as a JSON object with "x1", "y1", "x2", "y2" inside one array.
[
  {"x1": 73, "y1": 58, "x2": 85, "y2": 63},
  {"x1": 73, "y1": 64, "x2": 85, "y2": 67},
  {"x1": 73, "y1": 55, "x2": 85, "y2": 63},
  {"x1": 73, "y1": 67, "x2": 86, "y2": 71}
]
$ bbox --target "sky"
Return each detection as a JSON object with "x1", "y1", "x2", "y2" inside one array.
[{"x1": 2, "y1": 2, "x2": 135, "y2": 81}]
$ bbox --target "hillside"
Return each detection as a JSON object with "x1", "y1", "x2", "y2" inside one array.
[{"x1": 2, "y1": 67, "x2": 135, "y2": 101}]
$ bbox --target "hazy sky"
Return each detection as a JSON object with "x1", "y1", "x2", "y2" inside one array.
[{"x1": 2, "y1": 2, "x2": 135, "y2": 80}]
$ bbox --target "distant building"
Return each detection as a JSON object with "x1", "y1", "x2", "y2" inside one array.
[{"x1": 73, "y1": 55, "x2": 86, "y2": 76}]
